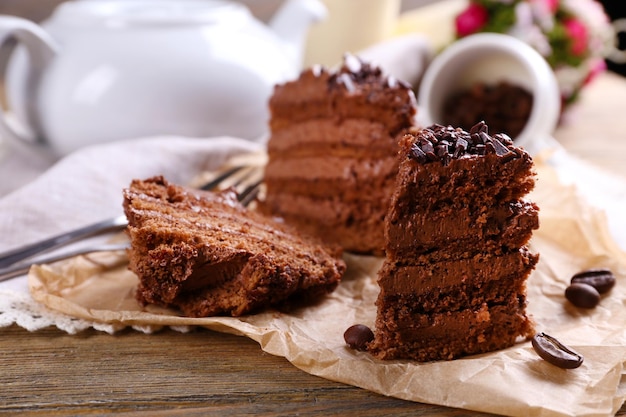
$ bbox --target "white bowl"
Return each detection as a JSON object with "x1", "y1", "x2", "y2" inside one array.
[{"x1": 417, "y1": 33, "x2": 561, "y2": 152}]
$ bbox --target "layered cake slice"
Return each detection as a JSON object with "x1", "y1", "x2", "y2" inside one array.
[
  {"x1": 261, "y1": 54, "x2": 418, "y2": 255},
  {"x1": 123, "y1": 176, "x2": 345, "y2": 317},
  {"x1": 369, "y1": 122, "x2": 538, "y2": 361}
]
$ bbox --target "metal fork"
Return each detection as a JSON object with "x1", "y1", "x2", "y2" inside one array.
[{"x1": 0, "y1": 165, "x2": 263, "y2": 282}]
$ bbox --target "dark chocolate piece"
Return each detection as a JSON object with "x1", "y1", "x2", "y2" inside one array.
[{"x1": 409, "y1": 122, "x2": 524, "y2": 165}]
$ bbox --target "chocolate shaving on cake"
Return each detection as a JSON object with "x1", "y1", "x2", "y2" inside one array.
[
  {"x1": 343, "y1": 53, "x2": 363, "y2": 73},
  {"x1": 470, "y1": 120, "x2": 488, "y2": 135},
  {"x1": 409, "y1": 143, "x2": 428, "y2": 163},
  {"x1": 311, "y1": 64, "x2": 324, "y2": 77},
  {"x1": 330, "y1": 54, "x2": 412, "y2": 93},
  {"x1": 491, "y1": 137, "x2": 516, "y2": 160},
  {"x1": 408, "y1": 122, "x2": 522, "y2": 165},
  {"x1": 336, "y1": 73, "x2": 356, "y2": 93}
]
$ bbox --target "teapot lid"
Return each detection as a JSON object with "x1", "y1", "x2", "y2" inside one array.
[{"x1": 51, "y1": 0, "x2": 251, "y2": 27}]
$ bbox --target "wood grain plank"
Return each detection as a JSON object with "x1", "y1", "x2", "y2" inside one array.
[{"x1": 0, "y1": 325, "x2": 498, "y2": 416}]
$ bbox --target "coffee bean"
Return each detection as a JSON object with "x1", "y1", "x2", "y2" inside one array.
[
  {"x1": 531, "y1": 332, "x2": 584, "y2": 369},
  {"x1": 344, "y1": 324, "x2": 374, "y2": 351},
  {"x1": 571, "y1": 268, "x2": 615, "y2": 294},
  {"x1": 565, "y1": 283, "x2": 600, "y2": 308}
]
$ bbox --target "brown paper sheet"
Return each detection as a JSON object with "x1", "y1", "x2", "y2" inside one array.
[{"x1": 29, "y1": 158, "x2": 626, "y2": 417}]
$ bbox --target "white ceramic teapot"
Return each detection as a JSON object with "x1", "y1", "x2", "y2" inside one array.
[{"x1": 0, "y1": 0, "x2": 326, "y2": 156}]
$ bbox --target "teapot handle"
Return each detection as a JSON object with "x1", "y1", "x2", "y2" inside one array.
[
  {"x1": 608, "y1": 19, "x2": 626, "y2": 65},
  {"x1": 0, "y1": 16, "x2": 58, "y2": 147}
]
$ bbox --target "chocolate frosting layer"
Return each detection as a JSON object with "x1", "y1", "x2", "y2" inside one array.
[
  {"x1": 386, "y1": 200, "x2": 539, "y2": 260},
  {"x1": 270, "y1": 54, "x2": 417, "y2": 137},
  {"x1": 378, "y1": 247, "x2": 537, "y2": 297}
]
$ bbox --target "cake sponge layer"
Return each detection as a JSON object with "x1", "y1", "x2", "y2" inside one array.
[
  {"x1": 390, "y1": 149, "x2": 536, "y2": 216},
  {"x1": 124, "y1": 176, "x2": 345, "y2": 317},
  {"x1": 270, "y1": 60, "x2": 416, "y2": 136},
  {"x1": 264, "y1": 155, "x2": 398, "y2": 201},
  {"x1": 261, "y1": 193, "x2": 389, "y2": 255},
  {"x1": 369, "y1": 302, "x2": 535, "y2": 361}
]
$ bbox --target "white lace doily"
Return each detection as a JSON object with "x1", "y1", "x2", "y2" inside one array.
[
  {"x1": 0, "y1": 288, "x2": 195, "y2": 334},
  {"x1": 0, "y1": 289, "x2": 122, "y2": 333}
]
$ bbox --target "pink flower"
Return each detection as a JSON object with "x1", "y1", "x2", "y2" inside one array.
[
  {"x1": 455, "y1": 3, "x2": 489, "y2": 37},
  {"x1": 583, "y1": 58, "x2": 606, "y2": 85},
  {"x1": 529, "y1": 0, "x2": 558, "y2": 30},
  {"x1": 530, "y1": 0, "x2": 559, "y2": 14},
  {"x1": 563, "y1": 18, "x2": 588, "y2": 56},
  {"x1": 544, "y1": 0, "x2": 559, "y2": 13}
]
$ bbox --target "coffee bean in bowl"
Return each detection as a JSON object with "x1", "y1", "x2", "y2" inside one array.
[
  {"x1": 442, "y1": 81, "x2": 533, "y2": 140},
  {"x1": 531, "y1": 332, "x2": 584, "y2": 369},
  {"x1": 344, "y1": 324, "x2": 374, "y2": 351}
]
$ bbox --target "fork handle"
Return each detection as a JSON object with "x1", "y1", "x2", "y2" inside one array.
[
  {"x1": 0, "y1": 215, "x2": 128, "y2": 268},
  {"x1": 0, "y1": 243, "x2": 129, "y2": 282}
]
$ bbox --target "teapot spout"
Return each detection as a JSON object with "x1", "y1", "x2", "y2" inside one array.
[{"x1": 269, "y1": 0, "x2": 326, "y2": 70}]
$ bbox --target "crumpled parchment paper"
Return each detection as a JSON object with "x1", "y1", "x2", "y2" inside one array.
[{"x1": 27, "y1": 154, "x2": 626, "y2": 417}]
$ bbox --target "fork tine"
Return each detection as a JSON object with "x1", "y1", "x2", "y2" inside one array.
[
  {"x1": 238, "y1": 179, "x2": 263, "y2": 207},
  {"x1": 212, "y1": 165, "x2": 257, "y2": 190},
  {"x1": 199, "y1": 165, "x2": 245, "y2": 191},
  {"x1": 228, "y1": 165, "x2": 263, "y2": 207}
]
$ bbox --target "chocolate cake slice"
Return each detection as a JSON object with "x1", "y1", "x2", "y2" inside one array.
[
  {"x1": 123, "y1": 176, "x2": 345, "y2": 317},
  {"x1": 261, "y1": 54, "x2": 418, "y2": 255},
  {"x1": 369, "y1": 122, "x2": 538, "y2": 361}
]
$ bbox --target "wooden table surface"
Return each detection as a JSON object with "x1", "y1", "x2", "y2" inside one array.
[{"x1": 1, "y1": 74, "x2": 625, "y2": 417}]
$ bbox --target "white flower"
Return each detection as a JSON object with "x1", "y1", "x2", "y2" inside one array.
[
  {"x1": 509, "y1": 24, "x2": 553, "y2": 56},
  {"x1": 514, "y1": 2, "x2": 534, "y2": 28},
  {"x1": 509, "y1": 2, "x2": 552, "y2": 56},
  {"x1": 554, "y1": 64, "x2": 588, "y2": 97},
  {"x1": 530, "y1": 0, "x2": 554, "y2": 32},
  {"x1": 562, "y1": 0, "x2": 609, "y2": 26}
]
